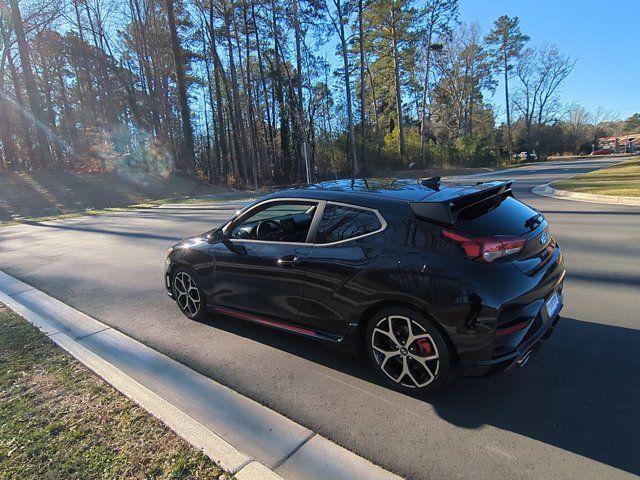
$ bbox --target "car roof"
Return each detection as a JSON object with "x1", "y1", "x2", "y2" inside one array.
[{"x1": 264, "y1": 178, "x2": 501, "y2": 213}]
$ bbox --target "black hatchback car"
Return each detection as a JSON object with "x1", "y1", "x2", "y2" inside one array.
[{"x1": 165, "y1": 178, "x2": 565, "y2": 394}]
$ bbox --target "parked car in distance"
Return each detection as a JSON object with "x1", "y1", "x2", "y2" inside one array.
[
  {"x1": 591, "y1": 148, "x2": 614, "y2": 155},
  {"x1": 515, "y1": 151, "x2": 537, "y2": 160},
  {"x1": 165, "y1": 178, "x2": 565, "y2": 394}
]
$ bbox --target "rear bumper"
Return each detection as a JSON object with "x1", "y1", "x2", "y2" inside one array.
[
  {"x1": 457, "y1": 307, "x2": 562, "y2": 377},
  {"x1": 454, "y1": 239, "x2": 566, "y2": 377}
]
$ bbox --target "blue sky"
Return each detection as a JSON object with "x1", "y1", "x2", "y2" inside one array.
[{"x1": 458, "y1": 0, "x2": 639, "y2": 120}]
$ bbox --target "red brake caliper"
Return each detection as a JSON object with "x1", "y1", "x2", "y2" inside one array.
[{"x1": 417, "y1": 338, "x2": 433, "y2": 355}]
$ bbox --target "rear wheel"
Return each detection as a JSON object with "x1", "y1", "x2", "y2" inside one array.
[
  {"x1": 172, "y1": 268, "x2": 207, "y2": 321},
  {"x1": 365, "y1": 307, "x2": 451, "y2": 394}
]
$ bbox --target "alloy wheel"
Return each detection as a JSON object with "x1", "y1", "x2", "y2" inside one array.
[
  {"x1": 173, "y1": 271, "x2": 201, "y2": 318},
  {"x1": 371, "y1": 315, "x2": 440, "y2": 388}
]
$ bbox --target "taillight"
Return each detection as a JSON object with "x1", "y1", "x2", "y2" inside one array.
[{"x1": 441, "y1": 229, "x2": 526, "y2": 263}]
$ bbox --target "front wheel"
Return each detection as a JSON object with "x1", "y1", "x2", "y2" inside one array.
[
  {"x1": 365, "y1": 307, "x2": 451, "y2": 395},
  {"x1": 172, "y1": 268, "x2": 207, "y2": 321}
]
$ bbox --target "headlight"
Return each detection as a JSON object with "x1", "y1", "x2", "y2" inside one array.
[{"x1": 166, "y1": 247, "x2": 174, "y2": 258}]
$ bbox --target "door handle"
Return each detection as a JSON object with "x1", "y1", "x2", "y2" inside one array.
[{"x1": 277, "y1": 255, "x2": 301, "y2": 267}]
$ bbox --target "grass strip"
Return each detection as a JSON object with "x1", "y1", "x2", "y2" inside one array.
[
  {"x1": 553, "y1": 157, "x2": 640, "y2": 197},
  {"x1": 0, "y1": 304, "x2": 223, "y2": 480}
]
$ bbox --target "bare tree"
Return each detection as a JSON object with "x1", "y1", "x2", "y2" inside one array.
[
  {"x1": 534, "y1": 45, "x2": 575, "y2": 129},
  {"x1": 513, "y1": 44, "x2": 574, "y2": 154},
  {"x1": 565, "y1": 104, "x2": 591, "y2": 153}
]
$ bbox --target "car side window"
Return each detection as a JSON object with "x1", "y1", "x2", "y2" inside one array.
[
  {"x1": 315, "y1": 203, "x2": 383, "y2": 244},
  {"x1": 230, "y1": 202, "x2": 317, "y2": 243}
]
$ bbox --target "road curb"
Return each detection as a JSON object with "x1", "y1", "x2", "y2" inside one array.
[
  {"x1": 0, "y1": 271, "x2": 401, "y2": 480},
  {"x1": 532, "y1": 183, "x2": 640, "y2": 206}
]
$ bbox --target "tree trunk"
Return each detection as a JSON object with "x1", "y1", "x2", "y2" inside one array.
[
  {"x1": 213, "y1": 57, "x2": 228, "y2": 181},
  {"x1": 335, "y1": 0, "x2": 358, "y2": 177},
  {"x1": 40, "y1": 57, "x2": 64, "y2": 168},
  {"x1": 251, "y1": 2, "x2": 276, "y2": 177},
  {"x1": 366, "y1": 65, "x2": 381, "y2": 160},
  {"x1": 358, "y1": 0, "x2": 366, "y2": 173},
  {"x1": 201, "y1": 26, "x2": 218, "y2": 182},
  {"x1": 207, "y1": 2, "x2": 229, "y2": 181},
  {"x1": 165, "y1": 0, "x2": 195, "y2": 173},
  {"x1": 72, "y1": 0, "x2": 93, "y2": 130},
  {"x1": 224, "y1": 2, "x2": 245, "y2": 184},
  {"x1": 4, "y1": 30, "x2": 34, "y2": 169},
  {"x1": 0, "y1": 33, "x2": 16, "y2": 171},
  {"x1": 9, "y1": 0, "x2": 52, "y2": 169},
  {"x1": 271, "y1": 0, "x2": 290, "y2": 181},
  {"x1": 292, "y1": 0, "x2": 309, "y2": 183},
  {"x1": 390, "y1": 7, "x2": 404, "y2": 164},
  {"x1": 243, "y1": 5, "x2": 259, "y2": 189},
  {"x1": 239, "y1": 0, "x2": 259, "y2": 189},
  {"x1": 504, "y1": 51, "x2": 512, "y2": 160},
  {"x1": 420, "y1": 23, "x2": 434, "y2": 167},
  {"x1": 0, "y1": 86, "x2": 16, "y2": 170}
]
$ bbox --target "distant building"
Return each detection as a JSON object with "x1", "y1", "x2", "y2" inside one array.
[{"x1": 598, "y1": 133, "x2": 639, "y2": 153}]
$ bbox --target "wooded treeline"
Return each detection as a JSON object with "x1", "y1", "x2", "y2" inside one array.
[{"x1": 0, "y1": 0, "x2": 633, "y2": 187}]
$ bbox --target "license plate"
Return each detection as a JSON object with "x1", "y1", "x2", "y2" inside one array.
[{"x1": 546, "y1": 291, "x2": 560, "y2": 317}]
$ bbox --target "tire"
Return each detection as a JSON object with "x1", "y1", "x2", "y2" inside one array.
[
  {"x1": 171, "y1": 267, "x2": 207, "y2": 321},
  {"x1": 365, "y1": 307, "x2": 451, "y2": 395}
]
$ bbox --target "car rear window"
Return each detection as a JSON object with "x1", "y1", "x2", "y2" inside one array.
[
  {"x1": 454, "y1": 194, "x2": 540, "y2": 236},
  {"x1": 316, "y1": 204, "x2": 383, "y2": 244}
]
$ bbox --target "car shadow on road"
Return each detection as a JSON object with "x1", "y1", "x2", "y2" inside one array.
[
  {"x1": 431, "y1": 317, "x2": 639, "y2": 476},
  {"x1": 204, "y1": 313, "x2": 639, "y2": 476}
]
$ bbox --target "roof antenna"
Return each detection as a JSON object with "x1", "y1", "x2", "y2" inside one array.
[{"x1": 418, "y1": 176, "x2": 441, "y2": 191}]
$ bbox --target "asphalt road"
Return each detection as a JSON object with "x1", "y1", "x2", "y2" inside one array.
[{"x1": 1, "y1": 157, "x2": 638, "y2": 479}]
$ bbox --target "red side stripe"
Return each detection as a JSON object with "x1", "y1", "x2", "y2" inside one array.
[{"x1": 213, "y1": 306, "x2": 320, "y2": 338}]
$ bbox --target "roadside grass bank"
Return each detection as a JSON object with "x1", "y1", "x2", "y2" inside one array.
[
  {"x1": 553, "y1": 157, "x2": 640, "y2": 197},
  {"x1": 0, "y1": 194, "x2": 262, "y2": 227},
  {"x1": 0, "y1": 195, "x2": 257, "y2": 227},
  {"x1": 0, "y1": 206, "x2": 154, "y2": 227},
  {"x1": 0, "y1": 170, "x2": 231, "y2": 223},
  {"x1": 0, "y1": 304, "x2": 222, "y2": 480}
]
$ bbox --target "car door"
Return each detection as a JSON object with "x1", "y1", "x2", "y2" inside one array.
[
  {"x1": 297, "y1": 202, "x2": 388, "y2": 335},
  {"x1": 207, "y1": 199, "x2": 320, "y2": 323}
]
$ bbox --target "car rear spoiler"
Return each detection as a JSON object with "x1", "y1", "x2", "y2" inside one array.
[{"x1": 409, "y1": 180, "x2": 515, "y2": 225}]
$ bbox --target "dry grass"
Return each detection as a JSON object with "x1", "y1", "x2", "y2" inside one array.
[
  {"x1": 0, "y1": 304, "x2": 223, "y2": 480},
  {"x1": 553, "y1": 157, "x2": 640, "y2": 197},
  {"x1": 0, "y1": 171, "x2": 229, "y2": 223}
]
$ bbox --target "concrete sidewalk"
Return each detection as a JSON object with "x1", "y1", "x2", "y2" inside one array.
[{"x1": 0, "y1": 270, "x2": 401, "y2": 480}]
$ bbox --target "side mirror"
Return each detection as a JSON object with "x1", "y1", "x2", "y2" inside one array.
[{"x1": 206, "y1": 227, "x2": 227, "y2": 243}]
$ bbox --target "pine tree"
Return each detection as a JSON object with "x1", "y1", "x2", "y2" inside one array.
[{"x1": 485, "y1": 15, "x2": 529, "y2": 161}]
